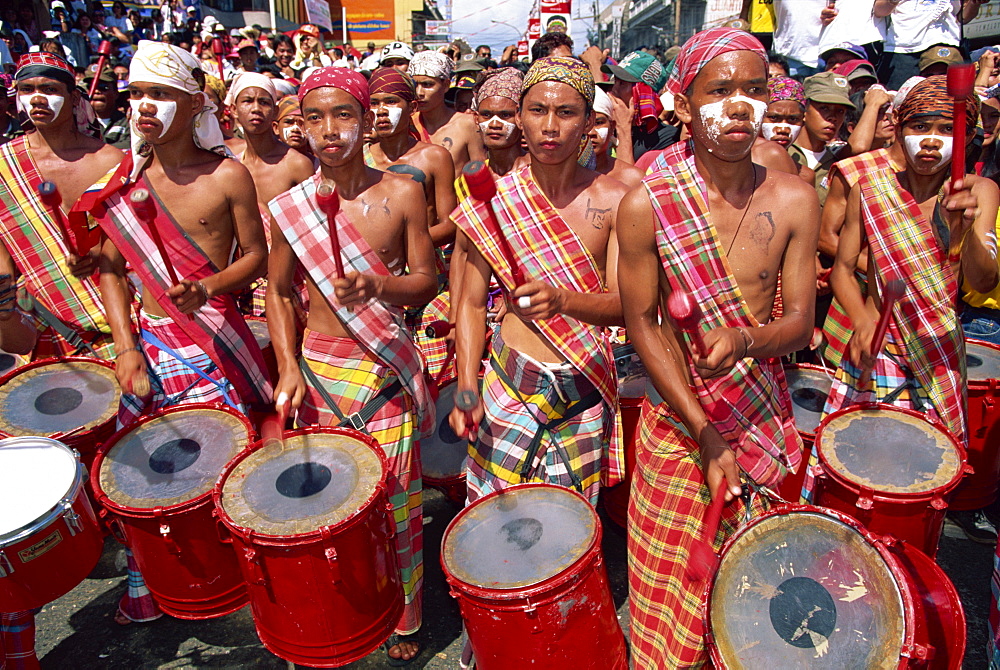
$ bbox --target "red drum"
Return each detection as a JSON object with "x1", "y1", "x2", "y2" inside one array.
[
  {"x1": 214, "y1": 427, "x2": 402, "y2": 667},
  {"x1": 92, "y1": 403, "x2": 253, "y2": 619},
  {"x1": 0, "y1": 357, "x2": 119, "y2": 475},
  {"x1": 245, "y1": 316, "x2": 278, "y2": 384},
  {"x1": 707, "y1": 505, "x2": 965, "y2": 669},
  {"x1": 0, "y1": 437, "x2": 103, "y2": 611},
  {"x1": 814, "y1": 405, "x2": 967, "y2": 556},
  {"x1": 602, "y1": 343, "x2": 648, "y2": 527},
  {"x1": 422, "y1": 380, "x2": 469, "y2": 505},
  {"x1": 777, "y1": 364, "x2": 834, "y2": 502},
  {"x1": 442, "y1": 483, "x2": 628, "y2": 670},
  {"x1": 951, "y1": 339, "x2": 1000, "y2": 510}
]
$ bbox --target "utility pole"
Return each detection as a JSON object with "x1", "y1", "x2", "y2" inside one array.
[{"x1": 672, "y1": 0, "x2": 682, "y2": 46}]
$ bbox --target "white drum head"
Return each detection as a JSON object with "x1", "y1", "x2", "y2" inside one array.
[
  {"x1": 0, "y1": 437, "x2": 78, "y2": 542},
  {"x1": 967, "y1": 341, "x2": 1000, "y2": 381}
]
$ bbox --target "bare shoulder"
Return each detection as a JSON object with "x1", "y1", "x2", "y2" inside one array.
[
  {"x1": 446, "y1": 111, "x2": 478, "y2": 135},
  {"x1": 92, "y1": 142, "x2": 124, "y2": 172},
  {"x1": 280, "y1": 144, "x2": 315, "y2": 179},
  {"x1": 968, "y1": 174, "x2": 1000, "y2": 199},
  {"x1": 611, "y1": 160, "x2": 645, "y2": 188},
  {"x1": 760, "y1": 165, "x2": 819, "y2": 214},
  {"x1": 587, "y1": 170, "x2": 631, "y2": 207},
  {"x1": 372, "y1": 169, "x2": 425, "y2": 204},
  {"x1": 417, "y1": 142, "x2": 454, "y2": 168},
  {"x1": 212, "y1": 154, "x2": 255, "y2": 190}
]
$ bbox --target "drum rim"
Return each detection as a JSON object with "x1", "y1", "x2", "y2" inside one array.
[
  {"x1": 783, "y1": 362, "x2": 836, "y2": 438},
  {"x1": 704, "y1": 503, "x2": 917, "y2": 667},
  {"x1": 815, "y1": 403, "x2": 967, "y2": 499},
  {"x1": 965, "y1": 338, "x2": 1000, "y2": 385},
  {"x1": 0, "y1": 356, "x2": 119, "y2": 438},
  {"x1": 0, "y1": 436, "x2": 84, "y2": 547},
  {"x1": 92, "y1": 402, "x2": 254, "y2": 515},
  {"x1": 212, "y1": 426, "x2": 388, "y2": 542},
  {"x1": 440, "y1": 482, "x2": 600, "y2": 594}
]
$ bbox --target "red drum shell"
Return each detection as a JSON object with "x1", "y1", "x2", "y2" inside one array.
[
  {"x1": 775, "y1": 363, "x2": 833, "y2": 502},
  {"x1": 601, "y1": 395, "x2": 641, "y2": 528},
  {"x1": 442, "y1": 483, "x2": 628, "y2": 670},
  {"x1": 0, "y1": 438, "x2": 103, "y2": 612},
  {"x1": 814, "y1": 404, "x2": 967, "y2": 557},
  {"x1": 213, "y1": 426, "x2": 402, "y2": 668},
  {"x1": 91, "y1": 403, "x2": 253, "y2": 619},
  {"x1": 951, "y1": 339, "x2": 1000, "y2": 510}
]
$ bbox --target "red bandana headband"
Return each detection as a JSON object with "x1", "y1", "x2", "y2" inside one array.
[
  {"x1": 666, "y1": 28, "x2": 768, "y2": 96},
  {"x1": 298, "y1": 66, "x2": 371, "y2": 110},
  {"x1": 368, "y1": 66, "x2": 416, "y2": 103},
  {"x1": 15, "y1": 52, "x2": 76, "y2": 91}
]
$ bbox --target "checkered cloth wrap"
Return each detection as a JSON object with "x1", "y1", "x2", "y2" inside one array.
[
  {"x1": 412, "y1": 291, "x2": 455, "y2": 384},
  {"x1": 117, "y1": 547, "x2": 162, "y2": 622},
  {"x1": 820, "y1": 148, "x2": 901, "y2": 368},
  {"x1": 1, "y1": 610, "x2": 38, "y2": 670},
  {"x1": 451, "y1": 164, "x2": 622, "y2": 484},
  {"x1": 467, "y1": 332, "x2": 606, "y2": 505},
  {"x1": 268, "y1": 172, "x2": 434, "y2": 436},
  {"x1": 91, "y1": 157, "x2": 273, "y2": 408},
  {"x1": 628, "y1": 398, "x2": 770, "y2": 669},
  {"x1": 0, "y1": 137, "x2": 114, "y2": 354},
  {"x1": 644, "y1": 140, "x2": 802, "y2": 488},
  {"x1": 991, "y1": 542, "x2": 1000, "y2": 667},
  {"x1": 297, "y1": 329, "x2": 423, "y2": 635}
]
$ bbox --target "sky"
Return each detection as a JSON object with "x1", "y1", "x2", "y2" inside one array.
[{"x1": 449, "y1": 0, "x2": 601, "y2": 57}]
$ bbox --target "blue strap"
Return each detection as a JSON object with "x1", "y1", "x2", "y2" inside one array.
[{"x1": 140, "y1": 328, "x2": 239, "y2": 409}]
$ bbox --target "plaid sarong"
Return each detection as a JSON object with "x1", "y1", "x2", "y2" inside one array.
[
  {"x1": 991, "y1": 543, "x2": 1000, "y2": 668},
  {"x1": 297, "y1": 329, "x2": 423, "y2": 634},
  {"x1": 451, "y1": 164, "x2": 622, "y2": 484},
  {"x1": 269, "y1": 173, "x2": 434, "y2": 436},
  {"x1": 117, "y1": 547, "x2": 162, "y2": 623},
  {"x1": 644, "y1": 140, "x2": 802, "y2": 489},
  {"x1": 1, "y1": 610, "x2": 38, "y2": 670},
  {"x1": 468, "y1": 332, "x2": 606, "y2": 505},
  {"x1": 628, "y1": 399, "x2": 769, "y2": 669},
  {"x1": 412, "y1": 291, "x2": 455, "y2": 383},
  {"x1": 0, "y1": 137, "x2": 113, "y2": 354}
]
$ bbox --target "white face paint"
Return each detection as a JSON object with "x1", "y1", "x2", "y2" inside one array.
[
  {"x1": 903, "y1": 134, "x2": 952, "y2": 171},
  {"x1": 760, "y1": 122, "x2": 802, "y2": 143},
  {"x1": 594, "y1": 127, "x2": 610, "y2": 144},
  {"x1": 130, "y1": 97, "x2": 177, "y2": 139},
  {"x1": 385, "y1": 105, "x2": 403, "y2": 132},
  {"x1": 478, "y1": 115, "x2": 516, "y2": 141},
  {"x1": 699, "y1": 95, "x2": 767, "y2": 143},
  {"x1": 282, "y1": 126, "x2": 297, "y2": 141},
  {"x1": 17, "y1": 93, "x2": 64, "y2": 120}
]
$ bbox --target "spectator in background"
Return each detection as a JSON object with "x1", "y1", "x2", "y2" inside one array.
[
  {"x1": 531, "y1": 31, "x2": 573, "y2": 60},
  {"x1": 17, "y1": 4, "x2": 40, "y2": 44},
  {"x1": 832, "y1": 59, "x2": 879, "y2": 94},
  {"x1": 919, "y1": 44, "x2": 964, "y2": 76},
  {"x1": 772, "y1": 0, "x2": 825, "y2": 78},
  {"x1": 602, "y1": 50, "x2": 679, "y2": 162},
  {"x1": 289, "y1": 24, "x2": 330, "y2": 75},
  {"x1": 72, "y1": 13, "x2": 103, "y2": 53},
  {"x1": 820, "y1": 41, "x2": 868, "y2": 71},
  {"x1": 84, "y1": 64, "x2": 130, "y2": 149},
  {"x1": 475, "y1": 44, "x2": 491, "y2": 60},
  {"x1": 236, "y1": 38, "x2": 259, "y2": 73},
  {"x1": 271, "y1": 34, "x2": 295, "y2": 78},
  {"x1": 380, "y1": 41, "x2": 414, "y2": 72},
  {"x1": 0, "y1": 74, "x2": 21, "y2": 144},
  {"x1": 818, "y1": 0, "x2": 885, "y2": 67},
  {"x1": 788, "y1": 71, "x2": 855, "y2": 205}
]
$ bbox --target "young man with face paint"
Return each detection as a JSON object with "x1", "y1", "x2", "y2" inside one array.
[
  {"x1": 408, "y1": 50, "x2": 485, "y2": 174},
  {"x1": 789, "y1": 71, "x2": 856, "y2": 205},
  {"x1": 266, "y1": 67, "x2": 437, "y2": 665},
  {"x1": 589, "y1": 86, "x2": 644, "y2": 187},
  {"x1": 758, "y1": 75, "x2": 807, "y2": 172},
  {"x1": 449, "y1": 56, "x2": 630, "y2": 509},
  {"x1": 616, "y1": 29, "x2": 819, "y2": 667},
  {"x1": 273, "y1": 94, "x2": 312, "y2": 158}
]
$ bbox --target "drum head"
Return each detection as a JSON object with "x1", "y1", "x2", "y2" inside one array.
[
  {"x1": 0, "y1": 361, "x2": 118, "y2": 437},
  {"x1": 785, "y1": 367, "x2": 833, "y2": 435},
  {"x1": 0, "y1": 437, "x2": 78, "y2": 542},
  {"x1": 220, "y1": 431, "x2": 383, "y2": 536},
  {"x1": 614, "y1": 343, "x2": 648, "y2": 399},
  {"x1": 246, "y1": 318, "x2": 270, "y2": 349},
  {"x1": 710, "y1": 510, "x2": 905, "y2": 668},
  {"x1": 966, "y1": 341, "x2": 1000, "y2": 381},
  {"x1": 0, "y1": 351, "x2": 21, "y2": 376},
  {"x1": 819, "y1": 408, "x2": 960, "y2": 494},
  {"x1": 443, "y1": 485, "x2": 595, "y2": 590},
  {"x1": 100, "y1": 408, "x2": 250, "y2": 509},
  {"x1": 422, "y1": 383, "x2": 467, "y2": 480}
]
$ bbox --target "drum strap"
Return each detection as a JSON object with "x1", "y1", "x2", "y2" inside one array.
[
  {"x1": 140, "y1": 329, "x2": 240, "y2": 410},
  {"x1": 27, "y1": 295, "x2": 100, "y2": 358},
  {"x1": 298, "y1": 358, "x2": 404, "y2": 435},
  {"x1": 489, "y1": 354, "x2": 600, "y2": 493}
]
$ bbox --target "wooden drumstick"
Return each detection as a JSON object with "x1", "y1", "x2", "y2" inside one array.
[
  {"x1": 667, "y1": 290, "x2": 706, "y2": 358},
  {"x1": 947, "y1": 63, "x2": 976, "y2": 189},
  {"x1": 261, "y1": 392, "x2": 291, "y2": 450},
  {"x1": 463, "y1": 161, "x2": 525, "y2": 287},
  {"x1": 424, "y1": 320, "x2": 453, "y2": 338},
  {"x1": 87, "y1": 40, "x2": 113, "y2": 100},
  {"x1": 859, "y1": 278, "x2": 905, "y2": 387},
  {"x1": 686, "y1": 480, "x2": 729, "y2": 582},
  {"x1": 211, "y1": 37, "x2": 225, "y2": 80},
  {"x1": 455, "y1": 388, "x2": 478, "y2": 438},
  {"x1": 315, "y1": 183, "x2": 345, "y2": 279},
  {"x1": 37, "y1": 182, "x2": 78, "y2": 257}
]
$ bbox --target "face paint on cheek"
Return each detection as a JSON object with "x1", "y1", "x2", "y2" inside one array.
[
  {"x1": 130, "y1": 97, "x2": 178, "y2": 139},
  {"x1": 18, "y1": 93, "x2": 65, "y2": 118},
  {"x1": 386, "y1": 106, "x2": 403, "y2": 132},
  {"x1": 761, "y1": 122, "x2": 802, "y2": 143},
  {"x1": 903, "y1": 134, "x2": 952, "y2": 170},
  {"x1": 478, "y1": 116, "x2": 516, "y2": 140},
  {"x1": 594, "y1": 127, "x2": 609, "y2": 144},
  {"x1": 699, "y1": 95, "x2": 767, "y2": 142}
]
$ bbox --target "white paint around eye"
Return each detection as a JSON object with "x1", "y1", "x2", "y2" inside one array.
[
  {"x1": 130, "y1": 97, "x2": 177, "y2": 139},
  {"x1": 386, "y1": 106, "x2": 403, "y2": 132},
  {"x1": 478, "y1": 115, "x2": 516, "y2": 140},
  {"x1": 903, "y1": 134, "x2": 951, "y2": 171},
  {"x1": 594, "y1": 127, "x2": 609, "y2": 143},
  {"x1": 18, "y1": 93, "x2": 65, "y2": 119},
  {"x1": 761, "y1": 122, "x2": 802, "y2": 143}
]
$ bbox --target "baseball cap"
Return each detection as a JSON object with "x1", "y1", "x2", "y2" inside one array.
[
  {"x1": 452, "y1": 72, "x2": 478, "y2": 90},
  {"x1": 380, "y1": 41, "x2": 414, "y2": 63},
  {"x1": 454, "y1": 52, "x2": 483, "y2": 73},
  {"x1": 83, "y1": 64, "x2": 115, "y2": 84},
  {"x1": 803, "y1": 71, "x2": 856, "y2": 109},
  {"x1": 601, "y1": 51, "x2": 666, "y2": 91},
  {"x1": 833, "y1": 59, "x2": 877, "y2": 83},
  {"x1": 236, "y1": 38, "x2": 258, "y2": 52},
  {"x1": 820, "y1": 42, "x2": 867, "y2": 62},
  {"x1": 919, "y1": 45, "x2": 964, "y2": 73},
  {"x1": 186, "y1": 6, "x2": 196, "y2": 13}
]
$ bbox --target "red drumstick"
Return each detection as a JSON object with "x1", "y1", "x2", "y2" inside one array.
[
  {"x1": 37, "y1": 182, "x2": 78, "y2": 257},
  {"x1": 859, "y1": 278, "x2": 905, "y2": 386},
  {"x1": 424, "y1": 320, "x2": 453, "y2": 338},
  {"x1": 686, "y1": 480, "x2": 729, "y2": 582},
  {"x1": 87, "y1": 40, "x2": 113, "y2": 100},
  {"x1": 129, "y1": 189, "x2": 179, "y2": 286},
  {"x1": 315, "y1": 182, "x2": 345, "y2": 278},
  {"x1": 463, "y1": 161, "x2": 525, "y2": 287},
  {"x1": 261, "y1": 394, "x2": 291, "y2": 450},
  {"x1": 947, "y1": 63, "x2": 976, "y2": 189},
  {"x1": 455, "y1": 388, "x2": 478, "y2": 438},
  {"x1": 211, "y1": 38, "x2": 225, "y2": 80},
  {"x1": 667, "y1": 290, "x2": 706, "y2": 358}
]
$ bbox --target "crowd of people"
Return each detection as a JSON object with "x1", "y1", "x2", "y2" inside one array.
[{"x1": 2, "y1": 0, "x2": 1000, "y2": 667}]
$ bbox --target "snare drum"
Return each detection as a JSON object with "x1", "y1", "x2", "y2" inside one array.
[
  {"x1": 0, "y1": 357, "x2": 119, "y2": 474},
  {"x1": 707, "y1": 505, "x2": 965, "y2": 669},
  {"x1": 92, "y1": 403, "x2": 253, "y2": 619},
  {"x1": 422, "y1": 380, "x2": 468, "y2": 505},
  {"x1": 777, "y1": 364, "x2": 834, "y2": 501},
  {"x1": 814, "y1": 405, "x2": 967, "y2": 556},
  {"x1": 952, "y1": 339, "x2": 1000, "y2": 510},
  {"x1": 601, "y1": 343, "x2": 648, "y2": 527},
  {"x1": 214, "y1": 427, "x2": 402, "y2": 667},
  {"x1": 245, "y1": 316, "x2": 278, "y2": 384},
  {"x1": 0, "y1": 437, "x2": 103, "y2": 611},
  {"x1": 442, "y1": 483, "x2": 628, "y2": 670}
]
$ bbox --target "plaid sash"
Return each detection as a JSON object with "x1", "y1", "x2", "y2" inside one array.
[
  {"x1": 451, "y1": 164, "x2": 622, "y2": 483},
  {"x1": 857, "y1": 167, "x2": 967, "y2": 444},
  {"x1": 268, "y1": 172, "x2": 434, "y2": 436},
  {"x1": 90, "y1": 155, "x2": 273, "y2": 407},
  {"x1": 644, "y1": 141, "x2": 801, "y2": 488},
  {"x1": 0, "y1": 137, "x2": 109, "y2": 334}
]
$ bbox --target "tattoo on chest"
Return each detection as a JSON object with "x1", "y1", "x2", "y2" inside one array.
[
  {"x1": 387, "y1": 163, "x2": 427, "y2": 184},
  {"x1": 750, "y1": 211, "x2": 776, "y2": 251},
  {"x1": 585, "y1": 198, "x2": 612, "y2": 229},
  {"x1": 361, "y1": 197, "x2": 391, "y2": 218},
  {"x1": 441, "y1": 137, "x2": 454, "y2": 150}
]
